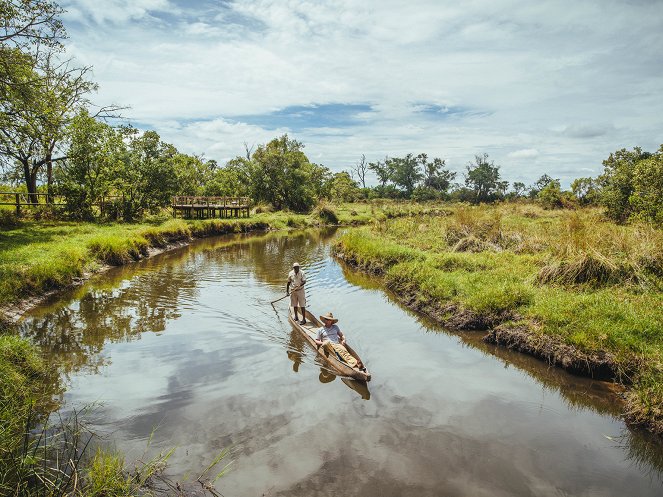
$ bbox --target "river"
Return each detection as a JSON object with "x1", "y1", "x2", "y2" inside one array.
[{"x1": 20, "y1": 228, "x2": 663, "y2": 496}]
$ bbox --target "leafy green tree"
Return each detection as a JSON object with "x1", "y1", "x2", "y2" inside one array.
[
  {"x1": 571, "y1": 177, "x2": 600, "y2": 205},
  {"x1": 114, "y1": 128, "x2": 179, "y2": 219},
  {"x1": 537, "y1": 179, "x2": 564, "y2": 209},
  {"x1": 0, "y1": 50, "x2": 117, "y2": 202},
  {"x1": 387, "y1": 154, "x2": 423, "y2": 197},
  {"x1": 310, "y1": 163, "x2": 333, "y2": 200},
  {"x1": 599, "y1": 146, "x2": 651, "y2": 222},
  {"x1": 329, "y1": 171, "x2": 360, "y2": 202},
  {"x1": 629, "y1": 147, "x2": 663, "y2": 223},
  {"x1": 172, "y1": 153, "x2": 215, "y2": 196},
  {"x1": 246, "y1": 135, "x2": 315, "y2": 212},
  {"x1": 421, "y1": 154, "x2": 455, "y2": 193},
  {"x1": 204, "y1": 160, "x2": 249, "y2": 197},
  {"x1": 0, "y1": 0, "x2": 65, "y2": 50},
  {"x1": 368, "y1": 157, "x2": 391, "y2": 188},
  {"x1": 58, "y1": 110, "x2": 127, "y2": 219},
  {"x1": 511, "y1": 181, "x2": 526, "y2": 198},
  {"x1": 464, "y1": 153, "x2": 503, "y2": 203},
  {"x1": 528, "y1": 174, "x2": 556, "y2": 198}
]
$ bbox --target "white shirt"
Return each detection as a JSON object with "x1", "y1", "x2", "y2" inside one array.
[
  {"x1": 288, "y1": 269, "x2": 306, "y2": 289},
  {"x1": 317, "y1": 324, "x2": 341, "y2": 343}
]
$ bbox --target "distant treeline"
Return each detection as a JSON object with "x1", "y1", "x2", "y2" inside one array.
[{"x1": 0, "y1": 2, "x2": 661, "y2": 223}]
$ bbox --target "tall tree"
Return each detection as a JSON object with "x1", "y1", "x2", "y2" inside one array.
[
  {"x1": 599, "y1": 146, "x2": 651, "y2": 222},
  {"x1": 0, "y1": 54, "x2": 104, "y2": 201},
  {"x1": 58, "y1": 109, "x2": 127, "y2": 219},
  {"x1": 571, "y1": 177, "x2": 599, "y2": 205},
  {"x1": 368, "y1": 157, "x2": 391, "y2": 187},
  {"x1": 464, "y1": 153, "x2": 503, "y2": 203},
  {"x1": 629, "y1": 146, "x2": 663, "y2": 223},
  {"x1": 387, "y1": 153, "x2": 423, "y2": 197},
  {"x1": 247, "y1": 134, "x2": 315, "y2": 211},
  {"x1": 421, "y1": 154, "x2": 455, "y2": 193}
]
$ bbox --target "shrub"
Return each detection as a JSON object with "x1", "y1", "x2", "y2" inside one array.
[
  {"x1": 0, "y1": 209, "x2": 20, "y2": 228},
  {"x1": 313, "y1": 203, "x2": 339, "y2": 224}
]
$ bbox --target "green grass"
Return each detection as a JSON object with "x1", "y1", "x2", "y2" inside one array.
[{"x1": 334, "y1": 202, "x2": 663, "y2": 432}]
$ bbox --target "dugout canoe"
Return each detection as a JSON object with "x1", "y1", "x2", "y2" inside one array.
[{"x1": 288, "y1": 307, "x2": 371, "y2": 382}]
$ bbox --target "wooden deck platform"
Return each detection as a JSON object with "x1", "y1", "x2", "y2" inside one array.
[{"x1": 171, "y1": 196, "x2": 251, "y2": 219}]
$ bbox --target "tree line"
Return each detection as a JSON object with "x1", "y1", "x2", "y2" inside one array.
[{"x1": 1, "y1": 1, "x2": 661, "y2": 224}]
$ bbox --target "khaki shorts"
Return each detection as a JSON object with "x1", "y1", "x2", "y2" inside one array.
[{"x1": 290, "y1": 288, "x2": 306, "y2": 308}]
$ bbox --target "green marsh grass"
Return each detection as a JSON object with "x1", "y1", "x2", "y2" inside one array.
[{"x1": 335, "y1": 203, "x2": 663, "y2": 432}]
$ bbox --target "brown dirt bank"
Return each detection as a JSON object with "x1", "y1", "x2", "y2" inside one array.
[{"x1": 334, "y1": 250, "x2": 661, "y2": 434}]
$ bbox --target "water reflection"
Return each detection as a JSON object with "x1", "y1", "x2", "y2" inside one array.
[{"x1": 17, "y1": 228, "x2": 663, "y2": 496}]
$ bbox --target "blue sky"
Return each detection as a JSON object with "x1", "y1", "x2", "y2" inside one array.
[{"x1": 61, "y1": 0, "x2": 663, "y2": 186}]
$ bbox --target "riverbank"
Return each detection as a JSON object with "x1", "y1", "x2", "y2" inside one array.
[
  {"x1": 0, "y1": 202, "x2": 439, "y2": 323},
  {"x1": 332, "y1": 203, "x2": 663, "y2": 434}
]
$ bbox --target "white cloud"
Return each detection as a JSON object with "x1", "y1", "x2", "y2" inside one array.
[
  {"x1": 508, "y1": 149, "x2": 539, "y2": 159},
  {"x1": 60, "y1": 0, "x2": 663, "y2": 185}
]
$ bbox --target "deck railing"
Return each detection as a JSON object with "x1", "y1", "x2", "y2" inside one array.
[{"x1": 171, "y1": 196, "x2": 251, "y2": 218}]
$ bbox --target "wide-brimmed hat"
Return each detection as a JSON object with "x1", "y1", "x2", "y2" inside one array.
[
  {"x1": 319, "y1": 312, "x2": 338, "y2": 324},
  {"x1": 292, "y1": 262, "x2": 300, "y2": 267}
]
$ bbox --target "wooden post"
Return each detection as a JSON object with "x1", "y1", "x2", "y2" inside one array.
[
  {"x1": 15, "y1": 193, "x2": 20, "y2": 215},
  {"x1": 100, "y1": 195, "x2": 104, "y2": 217}
]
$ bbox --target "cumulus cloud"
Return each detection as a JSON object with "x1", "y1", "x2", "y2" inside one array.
[{"x1": 60, "y1": 0, "x2": 663, "y2": 185}]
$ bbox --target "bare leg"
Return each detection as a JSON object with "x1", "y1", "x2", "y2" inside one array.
[{"x1": 300, "y1": 307, "x2": 306, "y2": 324}]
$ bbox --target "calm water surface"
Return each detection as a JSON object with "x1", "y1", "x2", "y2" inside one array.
[{"x1": 21, "y1": 229, "x2": 663, "y2": 496}]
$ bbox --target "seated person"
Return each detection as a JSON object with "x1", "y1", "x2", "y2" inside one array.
[{"x1": 314, "y1": 312, "x2": 365, "y2": 370}]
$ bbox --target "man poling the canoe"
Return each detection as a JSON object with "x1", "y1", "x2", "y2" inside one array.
[
  {"x1": 286, "y1": 262, "x2": 307, "y2": 324},
  {"x1": 314, "y1": 312, "x2": 366, "y2": 372}
]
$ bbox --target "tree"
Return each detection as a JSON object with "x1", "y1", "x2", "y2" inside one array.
[
  {"x1": 116, "y1": 128, "x2": 179, "y2": 219},
  {"x1": 387, "y1": 153, "x2": 423, "y2": 197},
  {"x1": 537, "y1": 179, "x2": 564, "y2": 209},
  {"x1": 329, "y1": 171, "x2": 360, "y2": 202},
  {"x1": 0, "y1": 0, "x2": 65, "y2": 49},
  {"x1": 172, "y1": 153, "x2": 215, "y2": 196},
  {"x1": 629, "y1": 147, "x2": 663, "y2": 223},
  {"x1": 0, "y1": 51, "x2": 120, "y2": 202},
  {"x1": 571, "y1": 177, "x2": 599, "y2": 205},
  {"x1": 58, "y1": 110, "x2": 127, "y2": 219},
  {"x1": 421, "y1": 154, "x2": 455, "y2": 193},
  {"x1": 309, "y1": 163, "x2": 333, "y2": 200},
  {"x1": 599, "y1": 146, "x2": 651, "y2": 222},
  {"x1": 204, "y1": 159, "x2": 250, "y2": 197},
  {"x1": 351, "y1": 154, "x2": 368, "y2": 188},
  {"x1": 247, "y1": 134, "x2": 315, "y2": 212},
  {"x1": 368, "y1": 157, "x2": 391, "y2": 188},
  {"x1": 528, "y1": 174, "x2": 556, "y2": 198},
  {"x1": 464, "y1": 153, "x2": 503, "y2": 203},
  {"x1": 511, "y1": 181, "x2": 526, "y2": 197}
]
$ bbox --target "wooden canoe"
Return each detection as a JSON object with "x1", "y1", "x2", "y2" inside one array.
[{"x1": 288, "y1": 307, "x2": 371, "y2": 382}]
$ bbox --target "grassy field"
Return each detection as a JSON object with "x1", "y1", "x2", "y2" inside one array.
[{"x1": 333, "y1": 202, "x2": 663, "y2": 434}]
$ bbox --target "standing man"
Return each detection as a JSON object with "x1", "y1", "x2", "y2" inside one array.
[{"x1": 287, "y1": 262, "x2": 307, "y2": 324}]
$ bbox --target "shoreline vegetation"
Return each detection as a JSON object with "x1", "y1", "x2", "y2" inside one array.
[
  {"x1": 0, "y1": 202, "x2": 439, "y2": 321},
  {"x1": 332, "y1": 203, "x2": 663, "y2": 435}
]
